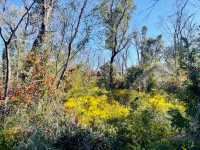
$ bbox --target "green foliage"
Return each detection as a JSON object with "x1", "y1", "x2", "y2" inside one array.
[
  {"x1": 109, "y1": 92, "x2": 186, "y2": 149},
  {"x1": 1, "y1": 0, "x2": 200, "y2": 149},
  {"x1": 146, "y1": 74, "x2": 157, "y2": 93},
  {"x1": 125, "y1": 66, "x2": 144, "y2": 88},
  {"x1": 134, "y1": 26, "x2": 164, "y2": 65},
  {"x1": 175, "y1": 73, "x2": 200, "y2": 144},
  {"x1": 67, "y1": 66, "x2": 108, "y2": 98},
  {"x1": 114, "y1": 109, "x2": 173, "y2": 149},
  {"x1": 168, "y1": 109, "x2": 190, "y2": 132},
  {"x1": 112, "y1": 89, "x2": 143, "y2": 106},
  {"x1": 100, "y1": 0, "x2": 134, "y2": 50},
  {"x1": 54, "y1": 128, "x2": 114, "y2": 150},
  {"x1": 97, "y1": 63, "x2": 117, "y2": 89},
  {"x1": 0, "y1": 76, "x2": 195, "y2": 150},
  {"x1": 189, "y1": 68, "x2": 200, "y2": 95},
  {"x1": 0, "y1": 97, "x2": 68, "y2": 149}
]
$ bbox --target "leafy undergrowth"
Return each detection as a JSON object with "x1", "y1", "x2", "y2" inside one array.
[{"x1": 0, "y1": 67, "x2": 193, "y2": 150}]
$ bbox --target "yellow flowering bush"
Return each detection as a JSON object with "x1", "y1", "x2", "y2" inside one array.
[
  {"x1": 65, "y1": 96, "x2": 130, "y2": 127},
  {"x1": 146, "y1": 95, "x2": 186, "y2": 114},
  {"x1": 3, "y1": 127, "x2": 23, "y2": 142},
  {"x1": 114, "y1": 93, "x2": 187, "y2": 149}
]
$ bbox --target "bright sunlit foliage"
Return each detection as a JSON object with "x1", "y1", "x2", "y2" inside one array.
[
  {"x1": 147, "y1": 95, "x2": 186, "y2": 114},
  {"x1": 65, "y1": 95, "x2": 130, "y2": 127}
]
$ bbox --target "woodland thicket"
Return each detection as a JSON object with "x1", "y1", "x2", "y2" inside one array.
[{"x1": 0, "y1": 0, "x2": 200, "y2": 149}]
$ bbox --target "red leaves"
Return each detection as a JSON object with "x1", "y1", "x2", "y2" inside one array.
[{"x1": 0, "y1": 96, "x2": 5, "y2": 101}]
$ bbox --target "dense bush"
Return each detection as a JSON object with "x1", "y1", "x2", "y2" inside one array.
[
  {"x1": 125, "y1": 66, "x2": 144, "y2": 89},
  {"x1": 0, "y1": 97, "x2": 68, "y2": 149},
  {"x1": 111, "y1": 93, "x2": 187, "y2": 149},
  {"x1": 54, "y1": 128, "x2": 114, "y2": 150},
  {"x1": 65, "y1": 95, "x2": 130, "y2": 127},
  {"x1": 97, "y1": 63, "x2": 115, "y2": 89},
  {"x1": 0, "y1": 86, "x2": 194, "y2": 150},
  {"x1": 66, "y1": 67, "x2": 108, "y2": 98},
  {"x1": 0, "y1": 60, "x2": 197, "y2": 150}
]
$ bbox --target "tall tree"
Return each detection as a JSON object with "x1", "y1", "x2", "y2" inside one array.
[
  {"x1": 56, "y1": 0, "x2": 91, "y2": 88},
  {"x1": 133, "y1": 26, "x2": 163, "y2": 65},
  {"x1": 163, "y1": 0, "x2": 196, "y2": 77},
  {"x1": 100, "y1": 0, "x2": 134, "y2": 89},
  {"x1": 0, "y1": 1, "x2": 35, "y2": 100}
]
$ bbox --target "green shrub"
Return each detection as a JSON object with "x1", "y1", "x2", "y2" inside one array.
[
  {"x1": 54, "y1": 128, "x2": 114, "y2": 150},
  {"x1": 67, "y1": 67, "x2": 108, "y2": 98},
  {"x1": 111, "y1": 93, "x2": 186, "y2": 149},
  {"x1": 146, "y1": 75, "x2": 157, "y2": 93},
  {"x1": 1, "y1": 98, "x2": 68, "y2": 149},
  {"x1": 97, "y1": 63, "x2": 117, "y2": 89},
  {"x1": 125, "y1": 66, "x2": 144, "y2": 89}
]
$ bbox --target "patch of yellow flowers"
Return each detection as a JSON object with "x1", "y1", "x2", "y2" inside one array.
[
  {"x1": 65, "y1": 95, "x2": 130, "y2": 127},
  {"x1": 147, "y1": 95, "x2": 186, "y2": 114},
  {"x1": 3, "y1": 126, "x2": 22, "y2": 142}
]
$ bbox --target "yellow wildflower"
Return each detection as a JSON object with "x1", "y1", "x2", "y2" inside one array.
[{"x1": 65, "y1": 96, "x2": 130, "y2": 127}]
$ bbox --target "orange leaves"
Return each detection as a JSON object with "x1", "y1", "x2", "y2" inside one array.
[
  {"x1": 25, "y1": 83, "x2": 38, "y2": 95},
  {"x1": 20, "y1": 83, "x2": 39, "y2": 103},
  {"x1": 43, "y1": 75, "x2": 56, "y2": 92},
  {"x1": 8, "y1": 75, "x2": 57, "y2": 104},
  {"x1": 0, "y1": 52, "x2": 57, "y2": 105},
  {"x1": 6, "y1": 83, "x2": 39, "y2": 104}
]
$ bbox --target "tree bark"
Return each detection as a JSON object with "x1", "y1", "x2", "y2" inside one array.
[
  {"x1": 109, "y1": 54, "x2": 115, "y2": 90},
  {"x1": 3, "y1": 44, "x2": 11, "y2": 100},
  {"x1": 31, "y1": 1, "x2": 46, "y2": 52},
  {"x1": 31, "y1": 0, "x2": 55, "y2": 52},
  {"x1": 56, "y1": 46, "x2": 71, "y2": 88}
]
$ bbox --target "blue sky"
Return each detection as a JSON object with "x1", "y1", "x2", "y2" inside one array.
[
  {"x1": 133, "y1": 0, "x2": 174, "y2": 36},
  {"x1": 1, "y1": 0, "x2": 174, "y2": 50},
  {"x1": 134, "y1": 0, "x2": 200, "y2": 37}
]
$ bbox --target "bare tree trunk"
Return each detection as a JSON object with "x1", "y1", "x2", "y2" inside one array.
[
  {"x1": 136, "y1": 46, "x2": 140, "y2": 65},
  {"x1": 3, "y1": 44, "x2": 11, "y2": 101},
  {"x1": 31, "y1": 0, "x2": 55, "y2": 52},
  {"x1": 56, "y1": 0, "x2": 88, "y2": 88},
  {"x1": 56, "y1": 46, "x2": 71, "y2": 88},
  {"x1": 31, "y1": 1, "x2": 46, "y2": 52},
  {"x1": 0, "y1": 1, "x2": 35, "y2": 100},
  {"x1": 109, "y1": 54, "x2": 115, "y2": 90}
]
